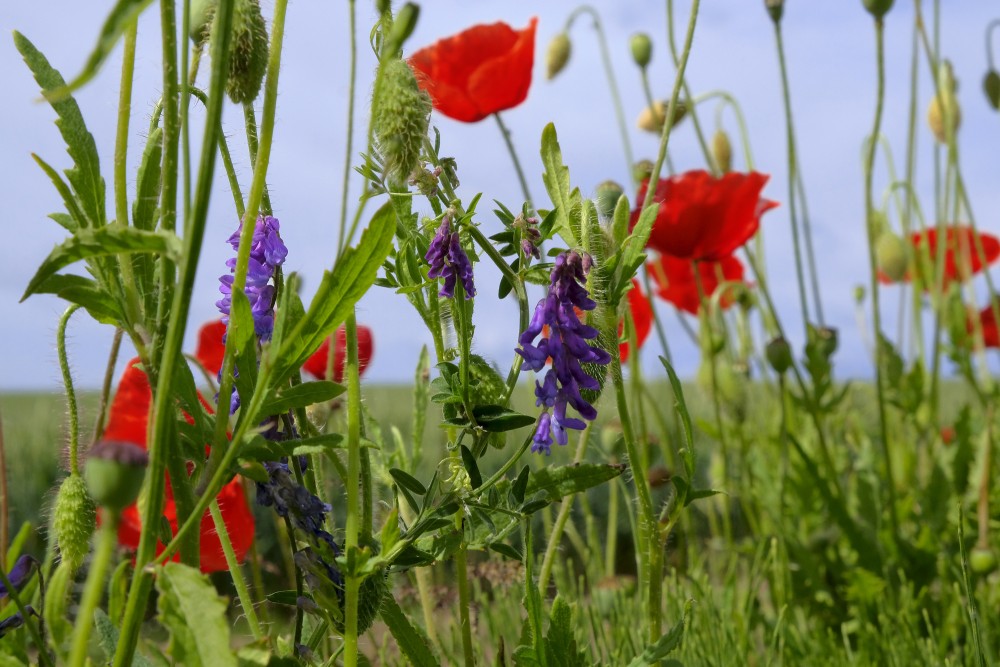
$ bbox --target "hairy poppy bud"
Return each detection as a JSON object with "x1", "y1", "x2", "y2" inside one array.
[
  {"x1": 637, "y1": 100, "x2": 687, "y2": 134},
  {"x1": 970, "y1": 547, "x2": 998, "y2": 575},
  {"x1": 633, "y1": 159, "x2": 654, "y2": 184},
  {"x1": 928, "y1": 61, "x2": 960, "y2": 144},
  {"x1": 596, "y1": 180, "x2": 624, "y2": 219},
  {"x1": 218, "y1": 0, "x2": 269, "y2": 104},
  {"x1": 383, "y1": 3, "x2": 419, "y2": 59},
  {"x1": 876, "y1": 232, "x2": 909, "y2": 282},
  {"x1": 712, "y1": 129, "x2": 733, "y2": 173},
  {"x1": 984, "y1": 70, "x2": 1000, "y2": 111},
  {"x1": 546, "y1": 32, "x2": 572, "y2": 80},
  {"x1": 52, "y1": 473, "x2": 96, "y2": 571},
  {"x1": 766, "y1": 337, "x2": 793, "y2": 375},
  {"x1": 189, "y1": 0, "x2": 217, "y2": 44},
  {"x1": 630, "y1": 33, "x2": 652, "y2": 69},
  {"x1": 85, "y1": 441, "x2": 148, "y2": 513},
  {"x1": 764, "y1": 0, "x2": 784, "y2": 23},
  {"x1": 374, "y1": 59, "x2": 431, "y2": 186},
  {"x1": 862, "y1": 0, "x2": 894, "y2": 19}
]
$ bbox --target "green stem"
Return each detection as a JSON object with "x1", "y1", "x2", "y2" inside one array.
[
  {"x1": 454, "y1": 521, "x2": 476, "y2": 667},
  {"x1": 113, "y1": 20, "x2": 142, "y2": 327},
  {"x1": 494, "y1": 112, "x2": 534, "y2": 209},
  {"x1": 343, "y1": 312, "x2": 363, "y2": 667},
  {"x1": 0, "y1": 558, "x2": 51, "y2": 667},
  {"x1": 68, "y1": 514, "x2": 118, "y2": 667},
  {"x1": 337, "y1": 0, "x2": 359, "y2": 255},
  {"x1": 57, "y1": 305, "x2": 82, "y2": 474},
  {"x1": 92, "y1": 328, "x2": 124, "y2": 442},
  {"x1": 243, "y1": 103, "x2": 273, "y2": 216},
  {"x1": 209, "y1": 500, "x2": 263, "y2": 641},
  {"x1": 864, "y1": 17, "x2": 901, "y2": 546}
]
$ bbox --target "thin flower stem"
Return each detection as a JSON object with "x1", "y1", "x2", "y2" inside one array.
[
  {"x1": 0, "y1": 412, "x2": 7, "y2": 572},
  {"x1": 113, "y1": 20, "x2": 142, "y2": 327},
  {"x1": 209, "y1": 500, "x2": 263, "y2": 641},
  {"x1": 243, "y1": 103, "x2": 273, "y2": 216},
  {"x1": 92, "y1": 328, "x2": 124, "y2": 442},
  {"x1": 494, "y1": 112, "x2": 534, "y2": 209},
  {"x1": 68, "y1": 514, "x2": 118, "y2": 667},
  {"x1": 665, "y1": 0, "x2": 716, "y2": 175},
  {"x1": 343, "y1": 312, "x2": 364, "y2": 667},
  {"x1": 337, "y1": 0, "x2": 359, "y2": 256},
  {"x1": 0, "y1": 559, "x2": 51, "y2": 667},
  {"x1": 642, "y1": 268, "x2": 672, "y2": 365},
  {"x1": 863, "y1": 17, "x2": 902, "y2": 546},
  {"x1": 565, "y1": 5, "x2": 635, "y2": 181},
  {"x1": 57, "y1": 305, "x2": 82, "y2": 474},
  {"x1": 639, "y1": 69, "x2": 675, "y2": 175},
  {"x1": 454, "y1": 517, "x2": 476, "y2": 667}
]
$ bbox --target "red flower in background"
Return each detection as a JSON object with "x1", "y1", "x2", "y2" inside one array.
[
  {"x1": 619, "y1": 279, "x2": 652, "y2": 363},
  {"x1": 104, "y1": 358, "x2": 254, "y2": 573},
  {"x1": 409, "y1": 18, "x2": 538, "y2": 123},
  {"x1": 967, "y1": 302, "x2": 1000, "y2": 348},
  {"x1": 647, "y1": 254, "x2": 746, "y2": 315},
  {"x1": 878, "y1": 226, "x2": 1000, "y2": 287},
  {"x1": 631, "y1": 170, "x2": 777, "y2": 261}
]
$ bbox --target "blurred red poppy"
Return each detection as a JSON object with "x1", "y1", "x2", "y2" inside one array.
[
  {"x1": 878, "y1": 226, "x2": 1000, "y2": 287},
  {"x1": 408, "y1": 18, "x2": 538, "y2": 123},
  {"x1": 647, "y1": 253, "x2": 746, "y2": 315},
  {"x1": 104, "y1": 357, "x2": 254, "y2": 574},
  {"x1": 631, "y1": 170, "x2": 777, "y2": 261},
  {"x1": 967, "y1": 302, "x2": 1000, "y2": 348},
  {"x1": 619, "y1": 279, "x2": 652, "y2": 363},
  {"x1": 301, "y1": 325, "x2": 374, "y2": 381}
]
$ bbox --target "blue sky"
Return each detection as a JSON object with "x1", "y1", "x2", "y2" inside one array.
[{"x1": 3, "y1": 1, "x2": 1000, "y2": 390}]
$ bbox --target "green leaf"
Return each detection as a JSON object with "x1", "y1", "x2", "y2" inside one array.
[
  {"x1": 31, "y1": 154, "x2": 91, "y2": 229},
  {"x1": 545, "y1": 595, "x2": 589, "y2": 667},
  {"x1": 156, "y1": 562, "x2": 238, "y2": 667},
  {"x1": 539, "y1": 123, "x2": 581, "y2": 246},
  {"x1": 32, "y1": 274, "x2": 121, "y2": 325},
  {"x1": 627, "y1": 600, "x2": 692, "y2": 666},
  {"x1": 14, "y1": 32, "x2": 105, "y2": 226},
  {"x1": 511, "y1": 465, "x2": 530, "y2": 505},
  {"x1": 660, "y1": 357, "x2": 696, "y2": 481},
  {"x1": 525, "y1": 463, "x2": 625, "y2": 501},
  {"x1": 265, "y1": 590, "x2": 301, "y2": 606},
  {"x1": 260, "y1": 381, "x2": 345, "y2": 416},
  {"x1": 269, "y1": 202, "x2": 396, "y2": 385},
  {"x1": 95, "y1": 608, "x2": 154, "y2": 667},
  {"x1": 49, "y1": 0, "x2": 154, "y2": 98},
  {"x1": 610, "y1": 192, "x2": 631, "y2": 248},
  {"x1": 270, "y1": 272, "x2": 306, "y2": 354},
  {"x1": 379, "y1": 595, "x2": 440, "y2": 667},
  {"x1": 489, "y1": 542, "x2": 523, "y2": 561},
  {"x1": 22, "y1": 226, "x2": 182, "y2": 301},
  {"x1": 460, "y1": 445, "x2": 482, "y2": 489},
  {"x1": 389, "y1": 468, "x2": 427, "y2": 496},
  {"x1": 471, "y1": 405, "x2": 536, "y2": 433},
  {"x1": 132, "y1": 127, "x2": 163, "y2": 230}
]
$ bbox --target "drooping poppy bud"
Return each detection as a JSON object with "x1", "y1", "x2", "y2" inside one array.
[
  {"x1": 51, "y1": 473, "x2": 96, "y2": 571},
  {"x1": 630, "y1": 33, "x2": 652, "y2": 69},
  {"x1": 983, "y1": 70, "x2": 1000, "y2": 111},
  {"x1": 928, "y1": 61, "x2": 960, "y2": 144},
  {"x1": 632, "y1": 159, "x2": 654, "y2": 184},
  {"x1": 816, "y1": 326, "x2": 839, "y2": 358},
  {"x1": 596, "y1": 180, "x2": 625, "y2": 219},
  {"x1": 766, "y1": 337, "x2": 793, "y2": 375},
  {"x1": 712, "y1": 129, "x2": 733, "y2": 174},
  {"x1": 189, "y1": 0, "x2": 217, "y2": 44},
  {"x1": 546, "y1": 32, "x2": 572, "y2": 80},
  {"x1": 637, "y1": 100, "x2": 687, "y2": 134},
  {"x1": 862, "y1": 0, "x2": 894, "y2": 19},
  {"x1": 876, "y1": 232, "x2": 910, "y2": 282},
  {"x1": 85, "y1": 441, "x2": 149, "y2": 513},
  {"x1": 764, "y1": 0, "x2": 784, "y2": 23},
  {"x1": 219, "y1": 0, "x2": 269, "y2": 104},
  {"x1": 373, "y1": 59, "x2": 431, "y2": 186}
]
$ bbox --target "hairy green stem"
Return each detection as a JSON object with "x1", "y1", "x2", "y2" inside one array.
[
  {"x1": 337, "y1": 0, "x2": 359, "y2": 255},
  {"x1": 68, "y1": 514, "x2": 118, "y2": 667},
  {"x1": 114, "y1": 20, "x2": 142, "y2": 327},
  {"x1": 343, "y1": 312, "x2": 363, "y2": 667},
  {"x1": 494, "y1": 112, "x2": 534, "y2": 209},
  {"x1": 57, "y1": 305, "x2": 82, "y2": 474},
  {"x1": 209, "y1": 500, "x2": 263, "y2": 641}
]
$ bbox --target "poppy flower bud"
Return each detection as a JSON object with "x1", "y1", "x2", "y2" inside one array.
[
  {"x1": 637, "y1": 100, "x2": 687, "y2": 134},
  {"x1": 712, "y1": 129, "x2": 733, "y2": 174},
  {"x1": 630, "y1": 33, "x2": 653, "y2": 69},
  {"x1": 928, "y1": 61, "x2": 961, "y2": 144},
  {"x1": 984, "y1": 70, "x2": 1000, "y2": 111},
  {"x1": 970, "y1": 547, "x2": 998, "y2": 575},
  {"x1": 766, "y1": 337, "x2": 793, "y2": 375},
  {"x1": 52, "y1": 473, "x2": 96, "y2": 572},
  {"x1": 632, "y1": 159, "x2": 654, "y2": 183},
  {"x1": 876, "y1": 232, "x2": 910, "y2": 282},
  {"x1": 596, "y1": 180, "x2": 625, "y2": 219},
  {"x1": 764, "y1": 0, "x2": 784, "y2": 23},
  {"x1": 817, "y1": 326, "x2": 838, "y2": 358},
  {"x1": 383, "y1": 3, "x2": 419, "y2": 60},
  {"x1": 189, "y1": 0, "x2": 217, "y2": 44},
  {"x1": 862, "y1": 0, "x2": 894, "y2": 19},
  {"x1": 218, "y1": 0, "x2": 269, "y2": 104},
  {"x1": 374, "y1": 59, "x2": 431, "y2": 186},
  {"x1": 85, "y1": 441, "x2": 148, "y2": 513},
  {"x1": 546, "y1": 32, "x2": 572, "y2": 80}
]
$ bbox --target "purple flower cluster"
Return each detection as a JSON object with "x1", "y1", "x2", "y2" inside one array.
[
  {"x1": 516, "y1": 251, "x2": 610, "y2": 454},
  {"x1": 217, "y1": 215, "x2": 288, "y2": 341},
  {"x1": 514, "y1": 214, "x2": 541, "y2": 260},
  {"x1": 256, "y1": 459, "x2": 339, "y2": 554},
  {"x1": 425, "y1": 217, "x2": 476, "y2": 299}
]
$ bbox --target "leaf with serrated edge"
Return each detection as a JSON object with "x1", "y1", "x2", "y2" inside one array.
[
  {"x1": 156, "y1": 563, "x2": 237, "y2": 667},
  {"x1": 540, "y1": 123, "x2": 581, "y2": 247}
]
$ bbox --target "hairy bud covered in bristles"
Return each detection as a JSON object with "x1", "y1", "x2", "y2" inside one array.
[
  {"x1": 928, "y1": 60, "x2": 960, "y2": 144},
  {"x1": 596, "y1": 180, "x2": 624, "y2": 219},
  {"x1": 984, "y1": 70, "x2": 1000, "y2": 111},
  {"x1": 546, "y1": 33, "x2": 572, "y2": 80},
  {"x1": 876, "y1": 232, "x2": 909, "y2": 282},
  {"x1": 637, "y1": 100, "x2": 687, "y2": 134},
  {"x1": 374, "y1": 59, "x2": 431, "y2": 186},
  {"x1": 52, "y1": 473, "x2": 96, "y2": 571},
  {"x1": 215, "y1": 0, "x2": 269, "y2": 104},
  {"x1": 712, "y1": 129, "x2": 733, "y2": 173},
  {"x1": 189, "y1": 0, "x2": 217, "y2": 44},
  {"x1": 630, "y1": 33, "x2": 652, "y2": 69}
]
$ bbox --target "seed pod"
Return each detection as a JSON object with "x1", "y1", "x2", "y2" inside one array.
[
  {"x1": 766, "y1": 337, "x2": 793, "y2": 375},
  {"x1": 983, "y1": 70, "x2": 1000, "y2": 111},
  {"x1": 546, "y1": 33, "x2": 572, "y2": 80},
  {"x1": 85, "y1": 441, "x2": 148, "y2": 513},
  {"x1": 637, "y1": 100, "x2": 687, "y2": 134},
  {"x1": 633, "y1": 159, "x2": 654, "y2": 184},
  {"x1": 712, "y1": 129, "x2": 733, "y2": 173},
  {"x1": 595, "y1": 180, "x2": 624, "y2": 219},
  {"x1": 373, "y1": 59, "x2": 431, "y2": 186},
  {"x1": 189, "y1": 0, "x2": 217, "y2": 44},
  {"x1": 862, "y1": 0, "x2": 894, "y2": 19},
  {"x1": 764, "y1": 0, "x2": 784, "y2": 23},
  {"x1": 52, "y1": 474, "x2": 96, "y2": 572},
  {"x1": 220, "y1": 0, "x2": 269, "y2": 104},
  {"x1": 630, "y1": 33, "x2": 652, "y2": 69},
  {"x1": 876, "y1": 232, "x2": 909, "y2": 282}
]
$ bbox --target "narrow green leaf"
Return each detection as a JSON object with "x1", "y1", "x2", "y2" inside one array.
[
  {"x1": 156, "y1": 562, "x2": 238, "y2": 667},
  {"x1": 22, "y1": 226, "x2": 182, "y2": 301},
  {"x1": 379, "y1": 595, "x2": 440, "y2": 667},
  {"x1": 31, "y1": 154, "x2": 90, "y2": 229},
  {"x1": 472, "y1": 405, "x2": 537, "y2": 433},
  {"x1": 539, "y1": 123, "x2": 581, "y2": 246},
  {"x1": 660, "y1": 357, "x2": 695, "y2": 481},
  {"x1": 525, "y1": 463, "x2": 625, "y2": 501},
  {"x1": 32, "y1": 274, "x2": 121, "y2": 325},
  {"x1": 627, "y1": 600, "x2": 692, "y2": 666},
  {"x1": 390, "y1": 468, "x2": 427, "y2": 496},
  {"x1": 260, "y1": 381, "x2": 346, "y2": 416},
  {"x1": 460, "y1": 445, "x2": 482, "y2": 489},
  {"x1": 511, "y1": 465, "x2": 530, "y2": 505},
  {"x1": 545, "y1": 595, "x2": 589, "y2": 667},
  {"x1": 132, "y1": 127, "x2": 163, "y2": 230},
  {"x1": 610, "y1": 192, "x2": 631, "y2": 248}
]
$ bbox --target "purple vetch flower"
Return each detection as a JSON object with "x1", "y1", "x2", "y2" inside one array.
[
  {"x1": 516, "y1": 250, "x2": 610, "y2": 455},
  {"x1": 425, "y1": 217, "x2": 476, "y2": 299},
  {"x1": 217, "y1": 215, "x2": 288, "y2": 341},
  {"x1": 514, "y1": 214, "x2": 541, "y2": 260},
  {"x1": 0, "y1": 555, "x2": 37, "y2": 600},
  {"x1": 0, "y1": 606, "x2": 37, "y2": 638}
]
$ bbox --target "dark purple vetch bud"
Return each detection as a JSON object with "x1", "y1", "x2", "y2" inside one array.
[
  {"x1": 85, "y1": 441, "x2": 148, "y2": 512},
  {"x1": 513, "y1": 213, "x2": 542, "y2": 260},
  {"x1": 425, "y1": 217, "x2": 476, "y2": 299},
  {"x1": 0, "y1": 606, "x2": 37, "y2": 638},
  {"x1": 0, "y1": 555, "x2": 38, "y2": 600}
]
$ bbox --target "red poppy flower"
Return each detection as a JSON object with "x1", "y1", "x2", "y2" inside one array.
[
  {"x1": 878, "y1": 226, "x2": 1000, "y2": 287},
  {"x1": 619, "y1": 279, "x2": 652, "y2": 363},
  {"x1": 647, "y1": 253, "x2": 746, "y2": 315},
  {"x1": 104, "y1": 358, "x2": 254, "y2": 573},
  {"x1": 408, "y1": 18, "x2": 538, "y2": 123},
  {"x1": 967, "y1": 302, "x2": 1000, "y2": 348},
  {"x1": 631, "y1": 170, "x2": 777, "y2": 261}
]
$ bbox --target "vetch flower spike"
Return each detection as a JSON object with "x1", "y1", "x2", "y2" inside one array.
[
  {"x1": 217, "y1": 215, "x2": 288, "y2": 341},
  {"x1": 425, "y1": 216, "x2": 476, "y2": 299},
  {"x1": 517, "y1": 251, "x2": 611, "y2": 454}
]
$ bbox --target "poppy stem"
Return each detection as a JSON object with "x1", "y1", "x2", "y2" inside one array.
[
  {"x1": 343, "y1": 311, "x2": 364, "y2": 667},
  {"x1": 337, "y1": 0, "x2": 359, "y2": 256},
  {"x1": 638, "y1": 69, "x2": 675, "y2": 175},
  {"x1": 92, "y1": 329, "x2": 124, "y2": 443},
  {"x1": 68, "y1": 513, "x2": 118, "y2": 667},
  {"x1": 56, "y1": 305, "x2": 82, "y2": 475},
  {"x1": 493, "y1": 112, "x2": 534, "y2": 210},
  {"x1": 209, "y1": 499, "x2": 264, "y2": 641}
]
